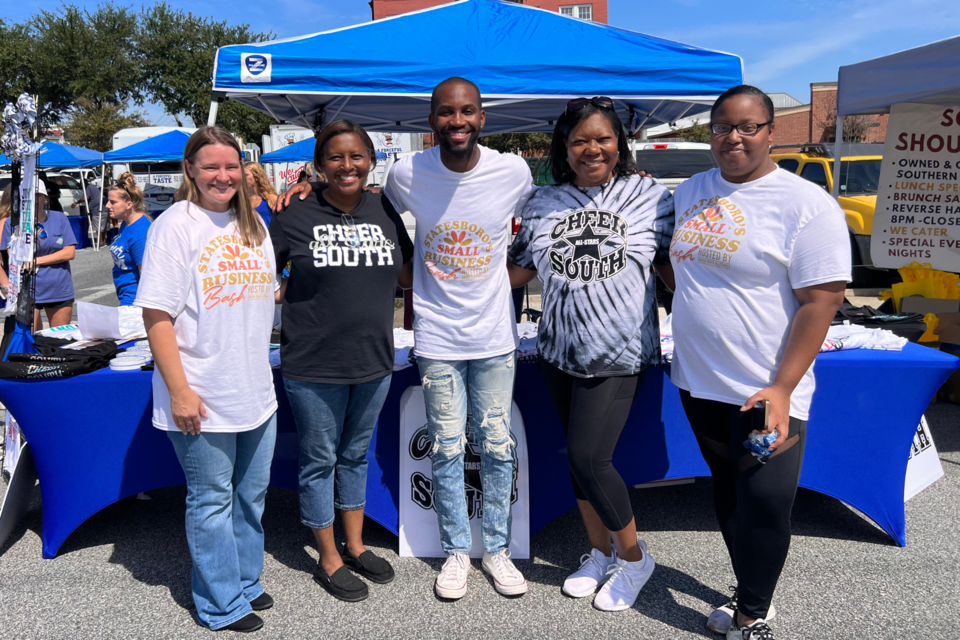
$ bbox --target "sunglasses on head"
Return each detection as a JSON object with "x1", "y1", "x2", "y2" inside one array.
[{"x1": 565, "y1": 96, "x2": 615, "y2": 114}]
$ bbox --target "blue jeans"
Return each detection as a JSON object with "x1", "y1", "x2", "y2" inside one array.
[
  {"x1": 283, "y1": 374, "x2": 392, "y2": 530},
  {"x1": 418, "y1": 353, "x2": 517, "y2": 555},
  {"x1": 167, "y1": 414, "x2": 277, "y2": 630}
]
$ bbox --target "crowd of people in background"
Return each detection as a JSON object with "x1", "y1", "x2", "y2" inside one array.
[{"x1": 0, "y1": 77, "x2": 850, "y2": 640}]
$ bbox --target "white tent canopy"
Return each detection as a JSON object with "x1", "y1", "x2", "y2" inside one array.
[{"x1": 831, "y1": 35, "x2": 960, "y2": 197}]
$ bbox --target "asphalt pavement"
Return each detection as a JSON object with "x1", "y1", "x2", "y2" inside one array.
[{"x1": 0, "y1": 249, "x2": 958, "y2": 639}]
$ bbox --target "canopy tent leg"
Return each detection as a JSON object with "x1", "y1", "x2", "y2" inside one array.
[
  {"x1": 207, "y1": 100, "x2": 219, "y2": 127},
  {"x1": 832, "y1": 116, "x2": 844, "y2": 199},
  {"x1": 95, "y1": 171, "x2": 106, "y2": 251},
  {"x1": 78, "y1": 170, "x2": 89, "y2": 250}
]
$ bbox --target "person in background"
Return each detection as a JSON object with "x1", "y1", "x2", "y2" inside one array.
[
  {"x1": 270, "y1": 119, "x2": 413, "y2": 603},
  {"x1": 0, "y1": 180, "x2": 77, "y2": 331},
  {"x1": 245, "y1": 162, "x2": 278, "y2": 227},
  {"x1": 135, "y1": 126, "x2": 278, "y2": 634},
  {"x1": 665, "y1": 85, "x2": 850, "y2": 640},
  {"x1": 507, "y1": 96, "x2": 673, "y2": 611},
  {"x1": 0, "y1": 186, "x2": 11, "y2": 299},
  {"x1": 296, "y1": 161, "x2": 314, "y2": 184},
  {"x1": 37, "y1": 171, "x2": 63, "y2": 212},
  {"x1": 70, "y1": 178, "x2": 104, "y2": 246},
  {"x1": 107, "y1": 172, "x2": 151, "y2": 306}
]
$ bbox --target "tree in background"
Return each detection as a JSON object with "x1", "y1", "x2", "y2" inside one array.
[
  {"x1": 64, "y1": 98, "x2": 148, "y2": 151},
  {"x1": 668, "y1": 119, "x2": 711, "y2": 143},
  {"x1": 481, "y1": 133, "x2": 552, "y2": 156},
  {"x1": 138, "y1": 3, "x2": 275, "y2": 142}
]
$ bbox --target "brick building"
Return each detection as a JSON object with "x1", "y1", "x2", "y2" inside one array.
[
  {"x1": 370, "y1": 0, "x2": 608, "y2": 23},
  {"x1": 772, "y1": 81, "x2": 888, "y2": 148}
]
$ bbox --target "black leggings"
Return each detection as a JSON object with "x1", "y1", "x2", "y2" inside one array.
[
  {"x1": 680, "y1": 390, "x2": 807, "y2": 620},
  {"x1": 539, "y1": 359, "x2": 645, "y2": 532}
]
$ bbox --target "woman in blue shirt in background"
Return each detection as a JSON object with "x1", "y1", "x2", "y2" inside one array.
[
  {"x1": 0, "y1": 180, "x2": 77, "y2": 330},
  {"x1": 107, "y1": 172, "x2": 151, "y2": 305},
  {"x1": 245, "y1": 162, "x2": 278, "y2": 227}
]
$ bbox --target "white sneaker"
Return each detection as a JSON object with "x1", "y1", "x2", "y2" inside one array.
[
  {"x1": 707, "y1": 588, "x2": 777, "y2": 635},
  {"x1": 593, "y1": 540, "x2": 655, "y2": 612},
  {"x1": 727, "y1": 618, "x2": 775, "y2": 640},
  {"x1": 481, "y1": 549, "x2": 528, "y2": 596},
  {"x1": 562, "y1": 548, "x2": 615, "y2": 598},
  {"x1": 435, "y1": 553, "x2": 471, "y2": 600}
]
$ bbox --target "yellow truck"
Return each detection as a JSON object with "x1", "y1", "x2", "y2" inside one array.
[{"x1": 770, "y1": 143, "x2": 883, "y2": 286}]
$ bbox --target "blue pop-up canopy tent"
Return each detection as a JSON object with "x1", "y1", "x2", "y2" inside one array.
[
  {"x1": 260, "y1": 138, "x2": 313, "y2": 163},
  {"x1": 209, "y1": 0, "x2": 742, "y2": 134},
  {"x1": 0, "y1": 142, "x2": 102, "y2": 168},
  {"x1": 102, "y1": 130, "x2": 191, "y2": 163}
]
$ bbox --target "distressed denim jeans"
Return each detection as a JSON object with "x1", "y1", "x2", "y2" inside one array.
[
  {"x1": 418, "y1": 352, "x2": 517, "y2": 555},
  {"x1": 166, "y1": 414, "x2": 277, "y2": 630},
  {"x1": 283, "y1": 374, "x2": 392, "y2": 530}
]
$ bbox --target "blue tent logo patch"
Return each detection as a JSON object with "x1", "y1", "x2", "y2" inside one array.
[
  {"x1": 241, "y1": 53, "x2": 272, "y2": 83},
  {"x1": 245, "y1": 55, "x2": 267, "y2": 75}
]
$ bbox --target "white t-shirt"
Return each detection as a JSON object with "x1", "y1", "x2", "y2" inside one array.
[
  {"x1": 134, "y1": 201, "x2": 278, "y2": 432},
  {"x1": 669, "y1": 167, "x2": 851, "y2": 420},
  {"x1": 384, "y1": 145, "x2": 536, "y2": 360}
]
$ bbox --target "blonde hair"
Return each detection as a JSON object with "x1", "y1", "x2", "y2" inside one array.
[
  {"x1": 0, "y1": 185, "x2": 11, "y2": 221},
  {"x1": 244, "y1": 161, "x2": 278, "y2": 207},
  {"x1": 181, "y1": 127, "x2": 265, "y2": 247},
  {"x1": 109, "y1": 171, "x2": 146, "y2": 213}
]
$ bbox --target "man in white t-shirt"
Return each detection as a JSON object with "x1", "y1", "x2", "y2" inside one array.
[
  {"x1": 281, "y1": 78, "x2": 536, "y2": 599},
  {"x1": 385, "y1": 78, "x2": 535, "y2": 600}
]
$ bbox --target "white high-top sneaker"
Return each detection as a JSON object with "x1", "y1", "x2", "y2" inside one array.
[
  {"x1": 593, "y1": 541, "x2": 655, "y2": 612},
  {"x1": 562, "y1": 548, "x2": 616, "y2": 598}
]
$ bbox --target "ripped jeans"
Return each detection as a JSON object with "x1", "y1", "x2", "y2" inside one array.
[{"x1": 418, "y1": 353, "x2": 517, "y2": 556}]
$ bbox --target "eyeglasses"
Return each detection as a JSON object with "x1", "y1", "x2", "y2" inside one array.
[
  {"x1": 37, "y1": 223, "x2": 47, "y2": 240},
  {"x1": 341, "y1": 213, "x2": 361, "y2": 247},
  {"x1": 565, "y1": 96, "x2": 615, "y2": 114},
  {"x1": 710, "y1": 122, "x2": 772, "y2": 136}
]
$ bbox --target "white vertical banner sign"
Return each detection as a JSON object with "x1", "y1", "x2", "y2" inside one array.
[
  {"x1": 904, "y1": 415, "x2": 944, "y2": 501},
  {"x1": 4, "y1": 154, "x2": 37, "y2": 316},
  {"x1": 871, "y1": 103, "x2": 960, "y2": 270},
  {"x1": 399, "y1": 386, "x2": 530, "y2": 559}
]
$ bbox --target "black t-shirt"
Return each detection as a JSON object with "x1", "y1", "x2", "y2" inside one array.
[{"x1": 270, "y1": 187, "x2": 413, "y2": 384}]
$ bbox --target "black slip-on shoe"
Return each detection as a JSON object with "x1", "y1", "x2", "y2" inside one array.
[
  {"x1": 219, "y1": 613, "x2": 263, "y2": 633},
  {"x1": 340, "y1": 544, "x2": 396, "y2": 584},
  {"x1": 313, "y1": 564, "x2": 369, "y2": 602},
  {"x1": 249, "y1": 592, "x2": 274, "y2": 611}
]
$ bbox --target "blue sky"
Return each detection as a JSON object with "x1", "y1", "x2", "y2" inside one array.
[{"x1": 5, "y1": 0, "x2": 960, "y2": 125}]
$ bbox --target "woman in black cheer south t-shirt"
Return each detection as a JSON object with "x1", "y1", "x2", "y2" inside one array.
[{"x1": 270, "y1": 120, "x2": 413, "y2": 603}]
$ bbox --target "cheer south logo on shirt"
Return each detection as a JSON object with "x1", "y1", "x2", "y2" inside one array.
[
  {"x1": 670, "y1": 197, "x2": 747, "y2": 270},
  {"x1": 548, "y1": 208, "x2": 627, "y2": 283},
  {"x1": 309, "y1": 223, "x2": 396, "y2": 267},
  {"x1": 422, "y1": 221, "x2": 494, "y2": 281},
  {"x1": 198, "y1": 235, "x2": 273, "y2": 309}
]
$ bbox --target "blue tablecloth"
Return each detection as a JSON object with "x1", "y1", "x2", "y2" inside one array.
[{"x1": 0, "y1": 343, "x2": 955, "y2": 558}]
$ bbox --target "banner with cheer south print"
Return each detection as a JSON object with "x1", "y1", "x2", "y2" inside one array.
[
  {"x1": 399, "y1": 386, "x2": 530, "y2": 559},
  {"x1": 905, "y1": 415, "x2": 944, "y2": 502}
]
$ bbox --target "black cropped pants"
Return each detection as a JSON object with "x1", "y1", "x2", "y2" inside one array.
[
  {"x1": 680, "y1": 389, "x2": 807, "y2": 620},
  {"x1": 538, "y1": 359, "x2": 644, "y2": 532}
]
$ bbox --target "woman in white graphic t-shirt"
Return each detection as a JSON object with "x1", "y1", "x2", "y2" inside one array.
[
  {"x1": 135, "y1": 127, "x2": 278, "y2": 633},
  {"x1": 665, "y1": 86, "x2": 850, "y2": 640}
]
